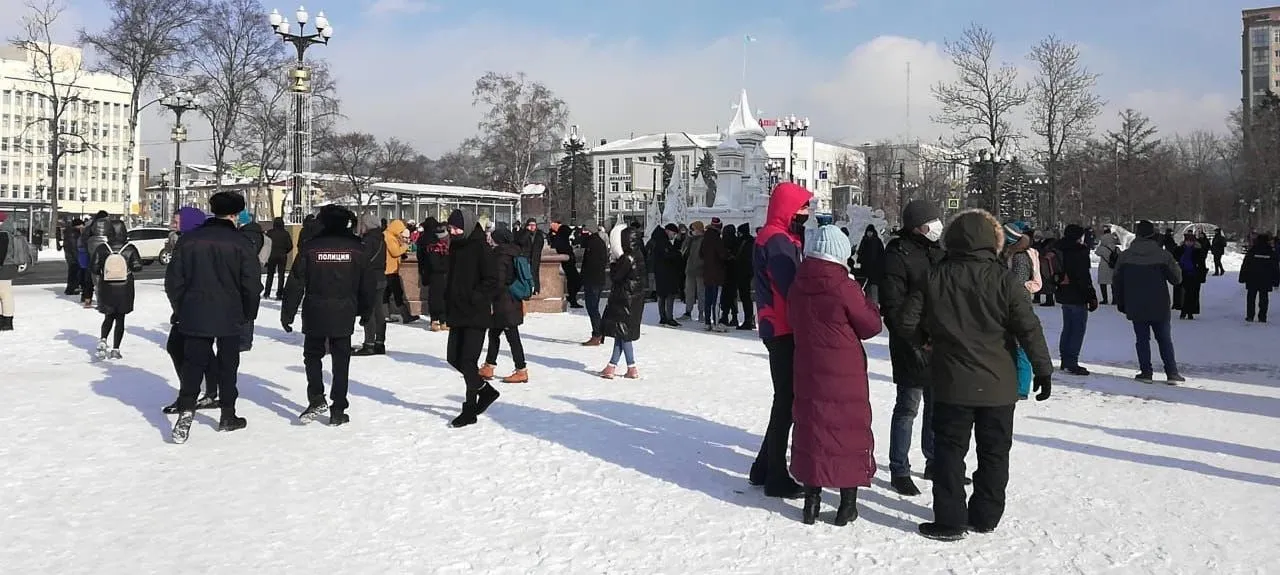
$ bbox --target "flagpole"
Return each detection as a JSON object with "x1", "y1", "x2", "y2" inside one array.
[{"x1": 742, "y1": 35, "x2": 748, "y2": 87}]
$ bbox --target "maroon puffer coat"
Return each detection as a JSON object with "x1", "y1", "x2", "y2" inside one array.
[{"x1": 788, "y1": 257, "x2": 882, "y2": 488}]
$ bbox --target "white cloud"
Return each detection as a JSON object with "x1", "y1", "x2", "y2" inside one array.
[
  {"x1": 137, "y1": 17, "x2": 1235, "y2": 167},
  {"x1": 822, "y1": 0, "x2": 858, "y2": 12},
  {"x1": 365, "y1": 0, "x2": 439, "y2": 17}
]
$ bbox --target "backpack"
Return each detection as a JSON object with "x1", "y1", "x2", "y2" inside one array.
[
  {"x1": 102, "y1": 244, "x2": 132, "y2": 283},
  {"x1": 2, "y1": 230, "x2": 33, "y2": 268},
  {"x1": 509, "y1": 255, "x2": 534, "y2": 300},
  {"x1": 258, "y1": 235, "x2": 272, "y2": 266}
]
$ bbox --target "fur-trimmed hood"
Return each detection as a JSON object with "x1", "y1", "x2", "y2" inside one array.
[{"x1": 943, "y1": 209, "x2": 1004, "y2": 255}]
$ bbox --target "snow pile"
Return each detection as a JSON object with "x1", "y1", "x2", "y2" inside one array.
[{"x1": 1, "y1": 276, "x2": 1277, "y2": 572}]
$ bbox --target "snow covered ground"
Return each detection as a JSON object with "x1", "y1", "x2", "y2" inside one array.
[{"x1": 2, "y1": 261, "x2": 1277, "y2": 573}]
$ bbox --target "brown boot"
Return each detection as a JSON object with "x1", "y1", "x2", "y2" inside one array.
[
  {"x1": 599, "y1": 364, "x2": 617, "y2": 379},
  {"x1": 478, "y1": 363, "x2": 496, "y2": 381},
  {"x1": 502, "y1": 369, "x2": 529, "y2": 383},
  {"x1": 624, "y1": 366, "x2": 640, "y2": 379},
  {"x1": 581, "y1": 336, "x2": 603, "y2": 346}
]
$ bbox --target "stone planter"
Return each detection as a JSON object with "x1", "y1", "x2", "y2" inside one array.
[
  {"x1": 397, "y1": 249, "x2": 570, "y2": 316},
  {"x1": 400, "y1": 255, "x2": 424, "y2": 316}
]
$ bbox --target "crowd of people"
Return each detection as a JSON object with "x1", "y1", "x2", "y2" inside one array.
[{"x1": 8, "y1": 175, "x2": 1275, "y2": 541}]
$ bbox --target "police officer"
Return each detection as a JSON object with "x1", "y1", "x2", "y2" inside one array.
[{"x1": 281, "y1": 204, "x2": 378, "y2": 426}]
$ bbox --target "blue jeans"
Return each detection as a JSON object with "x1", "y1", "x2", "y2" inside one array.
[
  {"x1": 609, "y1": 339, "x2": 635, "y2": 366},
  {"x1": 584, "y1": 285, "x2": 603, "y2": 337},
  {"x1": 703, "y1": 284, "x2": 720, "y2": 325},
  {"x1": 1133, "y1": 320, "x2": 1178, "y2": 375},
  {"x1": 1059, "y1": 304, "x2": 1088, "y2": 368},
  {"x1": 889, "y1": 385, "x2": 934, "y2": 477}
]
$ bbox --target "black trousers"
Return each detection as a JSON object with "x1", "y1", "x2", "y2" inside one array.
[
  {"x1": 720, "y1": 281, "x2": 738, "y2": 321},
  {"x1": 263, "y1": 257, "x2": 286, "y2": 297},
  {"x1": 176, "y1": 335, "x2": 241, "y2": 415},
  {"x1": 80, "y1": 269, "x2": 95, "y2": 301},
  {"x1": 447, "y1": 327, "x2": 488, "y2": 397},
  {"x1": 930, "y1": 401, "x2": 1016, "y2": 530},
  {"x1": 166, "y1": 329, "x2": 218, "y2": 397},
  {"x1": 65, "y1": 259, "x2": 80, "y2": 293},
  {"x1": 736, "y1": 283, "x2": 755, "y2": 326},
  {"x1": 562, "y1": 262, "x2": 582, "y2": 304},
  {"x1": 751, "y1": 334, "x2": 796, "y2": 489},
  {"x1": 1247, "y1": 288, "x2": 1271, "y2": 321},
  {"x1": 485, "y1": 326, "x2": 527, "y2": 369},
  {"x1": 1214, "y1": 253, "x2": 1225, "y2": 275},
  {"x1": 363, "y1": 286, "x2": 387, "y2": 345},
  {"x1": 304, "y1": 334, "x2": 352, "y2": 411}
]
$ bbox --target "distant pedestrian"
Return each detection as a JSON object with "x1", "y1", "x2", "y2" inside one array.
[
  {"x1": 1113, "y1": 220, "x2": 1185, "y2": 384},
  {"x1": 263, "y1": 217, "x2": 294, "y2": 299},
  {"x1": 599, "y1": 223, "x2": 646, "y2": 379},
  {"x1": 90, "y1": 219, "x2": 143, "y2": 359},
  {"x1": 443, "y1": 208, "x2": 502, "y2": 428},
  {"x1": 1239, "y1": 233, "x2": 1280, "y2": 322}
]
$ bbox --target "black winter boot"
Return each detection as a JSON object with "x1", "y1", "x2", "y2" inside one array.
[
  {"x1": 0, "y1": 316, "x2": 12, "y2": 331},
  {"x1": 891, "y1": 475, "x2": 922, "y2": 496},
  {"x1": 217, "y1": 414, "x2": 247, "y2": 432},
  {"x1": 475, "y1": 383, "x2": 501, "y2": 415},
  {"x1": 801, "y1": 487, "x2": 822, "y2": 525},
  {"x1": 833, "y1": 488, "x2": 859, "y2": 526},
  {"x1": 919, "y1": 522, "x2": 967, "y2": 541}
]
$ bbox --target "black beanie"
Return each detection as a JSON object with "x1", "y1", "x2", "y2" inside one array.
[
  {"x1": 209, "y1": 191, "x2": 246, "y2": 217},
  {"x1": 664, "y1": 223, "x2": 679, "y2": 233},
  {"x1": 447, "y1": 210, "x2": 466, "y2": 230},
  {"x1": 317, "y1": 204, "x2": 353, "y2": 231},
  {"x1": 902, "y1": 199, "x2": 941, "y2": 231},
  {"x1": 1135, "y1": 220, "x2": 1156, "y2": 239},
  {"x1": 1063, "y1": 224, "x2": 1085, "y2": 242}
]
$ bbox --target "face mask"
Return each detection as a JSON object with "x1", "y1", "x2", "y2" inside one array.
[
  {"x1": 789, "y1": 213, "x2": 809, "y2": 235},
  {"x1": 922, "y1": 219, "x2": 943, "y2": 243}
]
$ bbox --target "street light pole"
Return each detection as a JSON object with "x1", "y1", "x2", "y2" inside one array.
[
  {"x1": 774, "y1": 114, "x2": 809, "y2": 182},
  {"x1": 971, "y1": 148, "x2": 1013, "y2": 219},
  {"x1": 160, "y1": 90, "x2": 199, "y2": 220},
  {"x1": 270, "y1": 6, "x2": 333, "y2": 223},
  {"x1": 562, "y1": 124, "x2": 584, "y2": 225}
]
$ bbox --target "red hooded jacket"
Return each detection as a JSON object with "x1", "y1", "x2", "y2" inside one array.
[{"x1": 753, "y1": 182, "x2": 814, "y2": 340}]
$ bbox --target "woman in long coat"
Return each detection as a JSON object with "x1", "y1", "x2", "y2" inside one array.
[
  {"x1": 91, "y1": 219, "x2": 143, "y2": 358},
  {"x1": 1094, "y1": 230, "x2": 1120, "y2": 305},
  {"x1": 479, "y1": 227, "x2": 528, "y2": 383},
  {"x1": 787, "y1": 225, "x2": 882, "y2": 526},
  {"x1": 419, "y1": 220, "x2": 451, "y2": 330},
  {"x1": 599, "y1": 224, "x2": 646, "y2": 379},
  {"x1": 1172, "y1": 231, "x2": 1209, "y2": 319}
]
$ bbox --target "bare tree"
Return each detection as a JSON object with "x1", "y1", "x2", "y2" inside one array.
[
  {"x1": 464, "y1": 71, "x2": 569, "y2": 194},
  {"x1": 191, "y1": 0, "x2": 281, "y2": 190},
  {"x1": 933, "y1": 24, "x2": 1028, "y2": 215},
  {"x1": 1027, "y1": 35, "x2": 1103, "y2": 229},
  {"x1": 1172, "y1": 132, "x2": 1221, "y2": 221},
  {"x1": 11, "y1": 0, "x2": 99, "y2": 231},
  {"x1": 79, "y1": 0, "x2": 204, "y2": 214},
  {"x1": 316, "y1": 131, "x2": 381, "y2": 206}
]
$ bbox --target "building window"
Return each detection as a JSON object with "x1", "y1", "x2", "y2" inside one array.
[
  {"x1": 798, "y1": 179, "x2": 807, "y2": 188},
  {"x1": 597, "y1": 159, "x2": 605, "y2": 175},
  {"x1": 610, "y1": 181, "x2": 619, "y2": 192},
  {"x1": 681, "y1": 155, "x2": 690, "y2": 175},
  {"x1": 624, "y1": 158, "x2": 633, "y2": 174},
  {"x1": 610, "y1": 158, "x2": 620, "y2": 174},
  {"x1": 611, "y1": 199, "x2": 619, "y2": 210},
  {"x1": 1254, "y1": 27, "x2": 1270, "y2": 46},
  {"x1": 625, "y1": 200, "x2": 634, "y2": 210},
  {"x1": 795, "y1": 159, "x2": 808, "y2": 170},
  {"x1": 624, "y1": 181, "x2": 632, "y2": 192},
  {"x1": 637, "y1": 156, "x2": 647, "y2": 163}
]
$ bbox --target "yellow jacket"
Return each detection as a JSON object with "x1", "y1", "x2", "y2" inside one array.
[{"x1": 384, "y1": 219, "x2": 408, "y2": 274}]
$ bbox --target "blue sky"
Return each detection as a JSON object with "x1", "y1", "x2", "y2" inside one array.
[{"x1": 3, "y1": 0, "x2": 1252, "y2": 159}]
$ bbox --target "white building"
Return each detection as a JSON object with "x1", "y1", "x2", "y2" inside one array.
[{"x1": 0, "y1": 43, "x2": 141, "y2": 223}]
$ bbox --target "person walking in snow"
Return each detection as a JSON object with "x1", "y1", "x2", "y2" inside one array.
[
  {"x1": 1095, "y1": 226, "x2": 1120, "y2": 305},
  {"x1": 599, "y1": 223, "x2": 646, "y2": 379},
  {"x1": 899, "y1": 209, "x2": 1054, "y2": 542},
  {"x1": 1113, "y1": 220, "x2": 1185, "y2": 384},
  {"x1": 881, "y1": 198, "x2": 946, "y2": 496},
  {"x1": 281, "y1": 205, "x2": 376, "y2": 427},
  {"x1": 61, "y1": 217, "x2": 83, "y2": 296},
  {"x1": 90, "y1": 219, "x2": 143, "y2": 359},
  {"x1": 788, "y1": 225, "x2": 882, "y2": 526},
  {"x1": 855, "y1": 224, "x2": 886, "y2": 304},
  {"x1": 579, "y1": 225, "x2": 609, "y2": 345},
  {"x1": 1211, "y1": 228, "x2": 1228, "y2": 276},
  {"x1": 164, "y1": 192, "x2": 263, "y2": 442},
  {"x1": 1239, "y1": 233, "x2": 1280, "y2": 322},
  {"x1": 1054, "y1": 224, "x2": 1098, "y2": 376},
  {"x1": 79, "y1": 210, "x2": 110, "y2": 308},
  {"x1": 479, "y1": 227, "x2": 531, "y2": 384},
  {"x1": 748, "y1": 182, "x2": 814, "y2": 499},
  {"x1": 263, "y1": 217, "x2": 294, "y2": 300},
  {"x1": 353, "y1": 214, "x2": 388, "y2": 355},
  {"x1": 443, "y1": 208, "x2": 502, "y2": 428},
  {"x1": 680, "y1": 221, "x2": 706, "y2": 322},
  {"x1": 1171, "y1": 231, "x2": 1208, "y2": 320}
]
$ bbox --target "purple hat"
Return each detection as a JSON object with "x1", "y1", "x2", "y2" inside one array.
[{"x1": 177, "y1": 207, "x2": 207, "y2": 233}]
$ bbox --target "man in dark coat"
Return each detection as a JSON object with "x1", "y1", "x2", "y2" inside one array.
[
  {"x1": 650, "y1": 224, "x2": 683, "y2": 327},
  {"x1": 263, "y1": 217, "x2": 294, "y2": 299},
  {"x1": 281, "y1": 205, "x2": 376, "y2": 426},
  {"x1": 444, "y1": 208, "x2": 501, "y2": 428},
  {"x1": 855, "y1": 224, "x2": 886, "y2": 304},
  {"x1": 578, "y1": 225, "x2": 609, "y2": 345},
  {"x1": 549, "y1": 221, "x2": 581, "y2": 307},
  {"x1": 1114, "y1": 220, "x2": 1184, "y2": 383},
  {"x1": 1211, "y1": 228, "x2": 1228, "y2": 276},
  {"x1": 354, "y1": 214, "x2": 389, "y2": 356},
  {"x1": 899, "y1": 209, "x2": 1054, "y2": 542},
  {"x1": 699, "y1": 218, "x2": 730, "y2": 332},
  {"x1": 733, "y1": 223, "x2": 756, "y2": 330},
  {"x1": 297, "y1": 214, "x2": 320, "y2": 248},
  {"x1": 163, "y1": 192, "x2": 263, "y2": 443},
  {"x1": 880, "y1": 199, "x2": 946, "y2": 496},
  {"x1": 62, "y1": 218, "x2": 83, "y2": 295},
  {"x1": 1054, "y1": 224, "x2": 1098, "y2": 376},
  {"x1": 1239, "y1": 233, "x2": 1280, "y2": 322},
  {"x1": 515, "y1": 219, "x2": 545, "y2": 294}
]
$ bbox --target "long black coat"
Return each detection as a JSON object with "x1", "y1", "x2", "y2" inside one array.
[
  {"x1": 266, "y1": 220, "x2": 293, "y2": 261},
  {"x1": 164, "y1": 218, "x2": 263, "y2": 338},
  {"x1": 1054, "y1": 240, "x2": 1097, "y2": 305},
  {"x1": 280, "y1": 229, "x2": 378, "y2": 337},
  {"x1": 855, "y1": 226, "x2": 886, "y2": 285},
  {"x1": 92, "y1": 242, "x2": 143, "y2": 316},
  {"x1": 579, "y1": 232, "x2": 609, "y2": 289},
  {"x1": 419, "y1": 238, "x2": 450, "y2": 320},
  {"x1": 700, "y1": 227, "x2": 729, "y2": 286},
  {"x1": 733, "y1": 229, "x2": 755, "y2": 288},
  {"x1": 881, "y1": 232, "x2": 944, "y2": 388},
  {"x1": 444, "y1": 223, "x2": 500, "y2": 329},
  {"x1": 602, "y1": 227, "x2": 646, "y2": 342},
  {"x1": 490, "y1": 237, "x2": 525, "y2": 329},
  {"x1": 360, "y1": 228, "x2": 388, "y2": 286},
  {"x1": 647, "y1": 229, "x2": 682, "y2": 296},
  {"x1": 1240, "y1": 241, "x2": 1280, "y2": 292}
]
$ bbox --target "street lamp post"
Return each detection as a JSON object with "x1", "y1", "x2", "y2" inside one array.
[
  {"x1": 971, "y1": 148, "x2": 1013, "y2": 219},
  {"x1": 765, "y1": 159, "x2": 784, "y2": 189},
  {"x1": 33, "y1": 176, "x2": 46, "y2": 243},
  {"x1": 774, "y1": 115, "x2": 809, "y2": 182},
  {"x1": 562, "y1": 124, "x2": 584, "y2": 225},
  {"x1": 79, "y1": 189, "x2": 88, "y2": 216},
  {"x1": 160, "y1": 90, "x2": 199, "y2": 219},
  {"x1": 270, "y1": 6, "x2": 333, "y2": 224}
]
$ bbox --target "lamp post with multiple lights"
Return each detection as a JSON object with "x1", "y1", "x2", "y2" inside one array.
[
  {"x1": 159, "y1": 90, "x2": 199, "y2": 219},
  {"x1": 269, "y1": 5, "x2": 332, "y2": 222},
  {"x1": 774, "y1": 115, "x2": 809, "y2": 182},
  {"x1": 970, "y1": 148, "x2": 1014, "y2": 218}
]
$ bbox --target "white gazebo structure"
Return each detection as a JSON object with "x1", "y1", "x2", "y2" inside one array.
[{"x1": 364, "y1": 182, "x2": 521, "y2": 227}]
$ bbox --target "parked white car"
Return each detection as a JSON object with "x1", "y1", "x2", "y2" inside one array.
[{"x1": 126, "y1": 227, "x2": 173, "y2": 265}]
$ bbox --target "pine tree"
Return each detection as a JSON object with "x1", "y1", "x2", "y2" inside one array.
[
  {"x1": 692, "y1": 148, "x2": 717, "y2": 206},
  {"x1": 656, "y1": 135, "x2": 676, "y2": 191},
  {"x1": 552, "y1": 137, "x2": 594, "y2": 224}
]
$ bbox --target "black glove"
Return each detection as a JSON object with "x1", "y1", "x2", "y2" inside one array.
[
  {"x1": 1087, "y1": 299, "x2": 1098, "y2": 312},
  {"x1": 1033, "y1": 375, "x2": 1052, "y2": 401},
  {"x1": 169, "y1": 313, "x2": 178, "y2": 325},
  {"x1": 282, "y1": 321, "x2": 293, "y2": 333}
]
